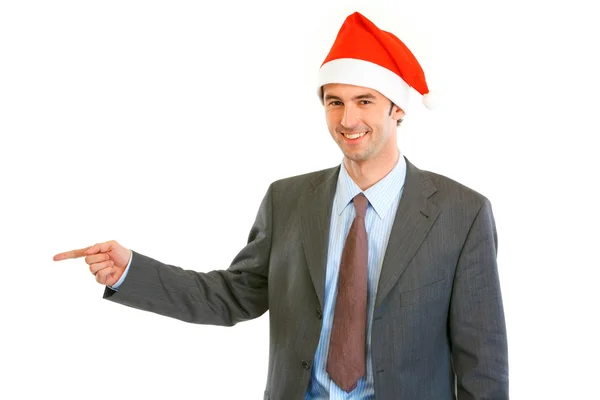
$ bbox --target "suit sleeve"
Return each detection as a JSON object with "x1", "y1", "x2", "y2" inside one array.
[
  {"x1": 449, "y1": 198, "x2": 509, "y2": 399},
  {"x1": 102, "y1": 184, "x2": 273, "y2": 326}
]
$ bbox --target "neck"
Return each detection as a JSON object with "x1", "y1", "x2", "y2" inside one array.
[{"x1": 343, "y1": 148, "x2": 400, "y2": 191}]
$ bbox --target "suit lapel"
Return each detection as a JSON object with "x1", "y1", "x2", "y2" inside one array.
[
  {"x1": 375, "y1": 158, "x2": 441, "y2": 307},
  {"x1": 299, "y1": 166, "x2": 340, "y2": 309}
]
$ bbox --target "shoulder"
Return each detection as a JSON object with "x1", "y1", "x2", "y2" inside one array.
[
  {"x1": 269, "y1": 165, "x2": 340, "y2": 196},
  {"x1": 408, "y1": 159, "x2": 491, "y2": 213}
]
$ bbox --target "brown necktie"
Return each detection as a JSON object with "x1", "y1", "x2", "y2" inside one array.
[{"x1": 326, "y1": 193, "x2": 369, "y2": 393}]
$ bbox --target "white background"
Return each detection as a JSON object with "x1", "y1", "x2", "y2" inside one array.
[{"x1": 1, "y1": 0, "x2": 598, "y2": 398}]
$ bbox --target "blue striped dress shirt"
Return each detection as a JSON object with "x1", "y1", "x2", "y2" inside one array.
[{"x1": 305, "y1": 155, "x2": 407, "y2": 399}]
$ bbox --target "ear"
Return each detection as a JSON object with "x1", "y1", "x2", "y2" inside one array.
[{"x1": 391, "y1": 104, "x2": 405, "y2": 121}]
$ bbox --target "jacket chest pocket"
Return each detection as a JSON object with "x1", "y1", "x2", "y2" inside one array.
[{"x1": 397, "y1": 278, "x2": 446, "y2": 307}]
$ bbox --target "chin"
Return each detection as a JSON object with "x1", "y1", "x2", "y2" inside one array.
[{"x1": 343, "y1": 151, "x2": 369, "y2": 163}]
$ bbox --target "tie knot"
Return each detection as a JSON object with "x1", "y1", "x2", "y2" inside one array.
[{"x1": 352, "y1": 193, "x2": 368, "y2": 218}]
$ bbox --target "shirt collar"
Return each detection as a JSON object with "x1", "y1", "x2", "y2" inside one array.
[{"x1": 333, "y1": 154, "x2": 407, "y2": 219}]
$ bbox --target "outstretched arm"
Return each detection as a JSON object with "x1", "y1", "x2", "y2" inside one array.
[{"x1": 54, "y1": 184, "x2": 274, "y2": 327}]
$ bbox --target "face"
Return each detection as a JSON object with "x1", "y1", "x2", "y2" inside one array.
[{"x1": 322, "y1": 83, "x2": 404, "y2": 165}]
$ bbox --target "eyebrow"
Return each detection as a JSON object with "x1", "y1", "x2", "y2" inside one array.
[{"x1": 323, "y1": 93, "x2": 377, "y2": 102}]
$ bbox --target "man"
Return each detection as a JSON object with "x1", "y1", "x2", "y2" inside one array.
[{"x1": 53, "y1": 11, "x2": 508, "y2": 399}]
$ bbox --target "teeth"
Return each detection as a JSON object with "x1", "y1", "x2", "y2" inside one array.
[{"x1": 343, "y1": 131, "x2": 367, "y2": 139}]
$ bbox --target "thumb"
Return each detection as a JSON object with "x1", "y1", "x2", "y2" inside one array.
[{"x1": 85, "y1": 241, "x2": 114, "y2": 256}]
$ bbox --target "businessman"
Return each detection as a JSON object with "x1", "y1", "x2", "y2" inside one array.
[{"x1": 54, "y1": 12, "x2": 509, "y2": 399}]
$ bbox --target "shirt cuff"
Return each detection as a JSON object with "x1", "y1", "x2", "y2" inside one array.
[{"x1": 107, "y1": 249, "x2": 133, "y2": 291}]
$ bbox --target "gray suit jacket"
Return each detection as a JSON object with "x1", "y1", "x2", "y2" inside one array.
[{"x1": 104, "y1": 157, "x2": 509, "y2": 399}]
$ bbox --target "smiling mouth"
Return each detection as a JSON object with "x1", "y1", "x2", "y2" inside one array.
[{"x1": 341, "y1": 131, "x2": 367, "y2": 139}]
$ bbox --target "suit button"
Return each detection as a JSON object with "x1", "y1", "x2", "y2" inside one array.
[
  {"x1": 302, "y1": 360, "x2": 311, "y2": 370},
  {"x1": 316, "y1": 309, "x2": 323, "y2": 320}
]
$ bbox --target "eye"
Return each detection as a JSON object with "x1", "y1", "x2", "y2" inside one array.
[
  {"x1": 360, "y1": 100, "x2": 372, "y2": 105},
  {"x1": 328, "y1": 101, "x2": 343, "y2": 106}
]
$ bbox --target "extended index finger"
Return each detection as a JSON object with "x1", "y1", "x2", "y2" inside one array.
[{"x1": 53, "y1": 246, "x2": 92, "y2": 261}]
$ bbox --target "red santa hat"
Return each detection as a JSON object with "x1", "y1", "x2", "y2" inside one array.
[{"x1": 318, "y1": 12, "x2": 435, "y2": 112}]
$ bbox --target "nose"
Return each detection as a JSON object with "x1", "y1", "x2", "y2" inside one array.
[{"x1": 341, "y1": 104, "x2": 360, "y2": 128}]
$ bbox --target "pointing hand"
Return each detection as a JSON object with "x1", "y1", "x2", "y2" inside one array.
[{"x1": 53, "y1": 240, "x2": 131, "y2": 286}]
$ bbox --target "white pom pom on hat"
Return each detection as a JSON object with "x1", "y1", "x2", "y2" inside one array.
[
  {"x1": 422, "y1": 91, "x2": 437, "y2": 110},
  {"x1": 317, "y1": 12, "x2": 436, "y2": 113}
]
